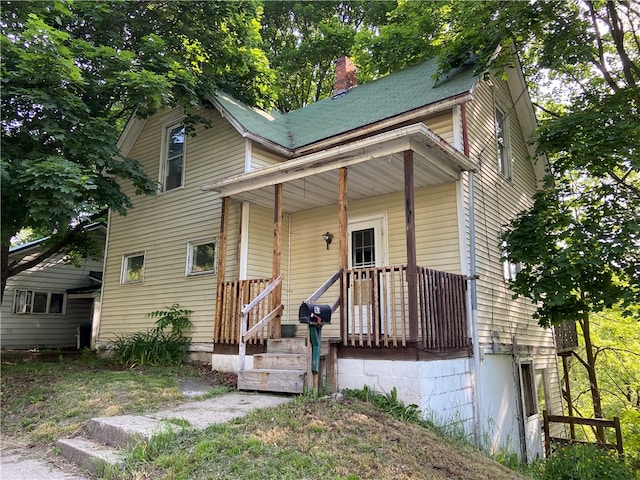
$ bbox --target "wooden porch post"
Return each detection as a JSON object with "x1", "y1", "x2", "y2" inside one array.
[
  {"x1": 404, "y1": 150, "x2": 419, "y2": 341},
  {"x1": 339, "y1": 168, "x2": 348, "y2": 344},
  {"x1": 272, "y1": 184, "x2": 283, "y2": 337},
  {"x1": 214, "y1": 196, "x2": 229, "y2": 343}
]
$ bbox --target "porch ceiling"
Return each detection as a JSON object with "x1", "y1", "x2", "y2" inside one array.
[{"x1": 201, "y1": 123, "x2": 476, "y2": 213}]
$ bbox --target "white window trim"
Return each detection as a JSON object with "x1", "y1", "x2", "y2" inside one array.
[
  {"x1": 121, "y1": 251, "x2": 146, "y2": 285},
  {"x1": 186, "y1": 238, "x2": 218, "y2": 277},
  {"x1": 158, "y1": 118, "x2": 186, "y2": 194},
  {"x1": 13, "y1": 289, "x2": 67, "y2": 315},
  {"x1": 495, "y1": 106, "x2": 512, "y2": 180}
]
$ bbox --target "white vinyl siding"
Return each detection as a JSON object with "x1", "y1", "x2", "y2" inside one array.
[
  {"x1": 287, "y1": 182, "x2": 461, "y2": 339},
  {"x1": 99, "y1": 107, "x2": 244, "y2": 344},
  {"x1": 422, "y1": 111, "x2": 455, "y2": 145},
  {"x1": 1, "y1": 250, "x2": 103, "y2": 349},
  {"x1": 251, "y1": 145, "x2": 285, "y2": 170},
  {"x1": 463, "y1": 78, "x2": 549, "y2": 349}
]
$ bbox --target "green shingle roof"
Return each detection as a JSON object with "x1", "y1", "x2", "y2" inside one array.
[{"x1": 213, "y1": 56, "x2": 477, "y2": 151}]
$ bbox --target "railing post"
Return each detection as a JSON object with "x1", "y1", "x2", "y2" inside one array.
[
  {"x1": 239, "y1": 312, "x2": 248, "y2": 371},
  {"x1": 543, "y1": 409, "x2": 551, "y2": 457}
]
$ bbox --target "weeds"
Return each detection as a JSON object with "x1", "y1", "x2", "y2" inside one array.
[{"x1": 110, "y1": 304, "x2": 193, "y2": 368}]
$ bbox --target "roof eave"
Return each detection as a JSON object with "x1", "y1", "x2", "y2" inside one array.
[{"x1": 201, "y1": 123, "x2": 475, "y2": 198}]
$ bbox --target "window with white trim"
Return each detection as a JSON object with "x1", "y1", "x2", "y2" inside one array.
[
  {"x1": 186, "y1": 239, "x2": 216, "y2": 276},
  {"x1": 162, "y1": 123, "x2": 185, "y2": 191},
  {"x1": 496, "y1": 107, "x2": 512, "y2": 179},
  {"x1": 13, "y1": 290, "x2": 66, "y2": 314},
  {"x1": 121, "y1": 252, "x2": 145, "y2": 284}
]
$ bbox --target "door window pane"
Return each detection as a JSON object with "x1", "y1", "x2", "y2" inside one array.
[{"x1": 352, "y1": 228, "x2": 375, "y2": 268}]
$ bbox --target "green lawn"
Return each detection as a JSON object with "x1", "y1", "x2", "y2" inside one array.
[{"x1": 1, "y1": 355, "x2": 526, "y2": 480}]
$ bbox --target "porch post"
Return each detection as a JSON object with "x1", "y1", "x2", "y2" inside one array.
[
  {"x1": 339, "y1": 168, "x2": 348, "y2": 344},
  {"x1": 272, "y1": 184, "x2": 283, "y2": 336},
  {"x1": 404, "y1": 150, "x2": 419, "y2": 341},
  {"x1": 214, "y1": 196, "x2": 229, "y2": 343}
]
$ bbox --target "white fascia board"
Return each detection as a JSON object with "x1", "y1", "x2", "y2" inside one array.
[
  {"x1": 201, "y1": 124, "x2": 475, "y2": 197},
  {"x1": 117, "y1": 114, "x2": 146, "y2": 157}
]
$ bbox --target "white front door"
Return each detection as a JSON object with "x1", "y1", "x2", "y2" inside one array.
[{"x1": 347, "y1": 214, "x2": 388, "y2": 335}]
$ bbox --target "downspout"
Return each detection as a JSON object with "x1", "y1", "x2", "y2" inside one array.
[
  {"x1": 468, "y1": 169, "x2": 483, "y2": 448},
  {"x1": 462, "y1": 102, "x2": 484, "y2": 448},
  {"x1": 92, "y1": 209, "x2": 111, "y2": 349}
]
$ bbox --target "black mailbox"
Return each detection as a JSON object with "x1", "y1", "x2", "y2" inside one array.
[{"x1": 299, "y1": 302, "x2": 332, "y2": 325}]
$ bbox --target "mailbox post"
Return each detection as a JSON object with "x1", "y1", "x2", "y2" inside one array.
[{"x1": 298, "y1": 302, "x2": 331, "y2": 373}]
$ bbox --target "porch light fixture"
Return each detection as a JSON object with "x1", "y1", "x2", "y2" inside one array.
[{"x1": 322, "y1": 231, "x2": 333, "y2": 250}]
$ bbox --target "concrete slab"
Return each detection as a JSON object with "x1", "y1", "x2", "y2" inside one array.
[
  {"x1": 1, "y1": 449, "x2": 90, "y2": 480},
  {"x1": 149, "y1": 392, "x2": 292, "y2": 429}
]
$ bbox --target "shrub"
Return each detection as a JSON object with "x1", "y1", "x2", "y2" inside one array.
[
  {"x1": 533, "y1": 444, "x2": 634, "y2": 480},
  {"x1": 110, "y1": 305, "x2": 193, "y2": 368}
]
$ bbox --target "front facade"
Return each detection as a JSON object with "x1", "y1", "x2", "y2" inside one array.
[{"x1": 96, "y1": 54, "x2": 562, "y2": 461}]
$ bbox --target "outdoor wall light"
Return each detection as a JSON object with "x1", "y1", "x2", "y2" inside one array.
[{"x1": 322, "y1": 231, "x2": 333, "y2": 250}]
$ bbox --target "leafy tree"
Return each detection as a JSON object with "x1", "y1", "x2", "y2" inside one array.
[
  {"x1": 1, "y1": 0, "x2": 272, "y2": 301},
  {"x1": 567, "y1": 308, "x2": 640, "y2": 464},
  {"x1": 366, "y1": 0, "x2": 639, "y2": 433},
  {"x1": 261, "y1": 1, "x2": 394, "y2": 111}
]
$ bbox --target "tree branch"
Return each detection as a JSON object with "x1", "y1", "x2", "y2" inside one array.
[
  {"x1": 607, "y1": 0, "x2": 640, "y2": 87},
  {"x1": 586, "y1": 0, "x2": 621, "y2": 92},
  {"x1": 6, "y1": 210, "x2": 107, "y2": 279}
]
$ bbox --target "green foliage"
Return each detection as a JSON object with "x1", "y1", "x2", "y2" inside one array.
[
  {"x1": 260, "y1": 1, "x2": 395, "y2": 111},
  {"x1": 532, "y1": 444, "x2": 634, "y2": 480},
  {"x1": 1, "y1": 0, "x2": 272, "y2": 292},
  {"x1": 343, "y1": 386, "x2": 421, "y2": 423},
  {"x1": 110, "y1": 305, "x2": 193, "y2": 368},
  {"x1": 566, "y1": 308, "x2": 640, "y2": 464}
]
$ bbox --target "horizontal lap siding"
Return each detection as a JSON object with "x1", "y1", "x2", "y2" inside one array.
[
  {"x1": 465, "y1": 79, "x2": 554, "y2": 350},
  {"x1": 287, "y1": 184, "x2": 460, "y2": 339},
  {"x1": 99, "y1": 108, "x2": 244, "y2": 343},
  {"x1": 2, "y1": 252, "x2": 103, "y2": 348},
  {"x1": 251, "y1": 145, "x2": 284, "y2": 170},
  {"x1": 422, "y1": 111, "x2": 454, "y2": 145}
]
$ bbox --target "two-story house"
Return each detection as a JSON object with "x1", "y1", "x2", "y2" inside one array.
[{"x1": 95, "y1": 52, "x2": 562, "y2": 461}]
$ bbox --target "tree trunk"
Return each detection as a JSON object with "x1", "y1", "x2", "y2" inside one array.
[{"x1": 581, "y1": 312, "x2": 606, "y2": 442}]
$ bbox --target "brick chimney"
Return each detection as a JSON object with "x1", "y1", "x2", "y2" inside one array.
[{"x1": 332, "y1": 56, "x2": 357, "y2": 98}]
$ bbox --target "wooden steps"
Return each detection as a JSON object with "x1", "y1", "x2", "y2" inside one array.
[{"x1": 237, "y1": 337, "x2": 308, "y2": 394}]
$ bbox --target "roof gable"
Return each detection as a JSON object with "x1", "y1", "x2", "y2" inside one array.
[{"x1": 212, "y1": 56, "x2": 477, "y2": 152}]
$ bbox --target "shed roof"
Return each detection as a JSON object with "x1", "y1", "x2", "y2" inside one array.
[{"x1": 212, "y1": 56, "x2": 477, "y2": 151}]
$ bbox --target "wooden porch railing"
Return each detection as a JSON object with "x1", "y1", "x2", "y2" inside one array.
[
  {"x1": 216, "y1": 266, "x2": 469, "y2": 353},
  {"x1": 342, "y1": 265, "x2": 469, "y2": 350},
  {"x1": 214, "y1": 276, "x2": 281, "y2": 345},
  {"x1": 543, "y1": 410, "x2": 623, "y2": 456}
]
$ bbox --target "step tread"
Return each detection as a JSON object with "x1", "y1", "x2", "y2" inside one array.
[{"x1": 56, "y1": 437, "x2": 124, "y2": 475}]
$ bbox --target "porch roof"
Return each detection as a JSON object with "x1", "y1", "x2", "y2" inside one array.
[{"x1": 201, "y1": 123, "x2": 476, "y2": 213}]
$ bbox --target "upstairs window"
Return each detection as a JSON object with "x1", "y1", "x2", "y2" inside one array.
[
  {"x1": 121, "y1": 252, "x2": 145, "y2": 284},
  {"x1": 186, "y1": 239, "x2": 217, "y2": 276},
  {"x1": 495, "y1": 108, "x2": 512, "y2": 180},
  {"x1": 162, "y1": 124, "x2": 185, "y2": 191},
  {"x1": 14, "y1": 290, "x2": 66, "y2": 314}
]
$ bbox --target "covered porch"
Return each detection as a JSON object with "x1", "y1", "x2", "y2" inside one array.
[{"x1": 203, "y1": 123, "x2": 477, "y2": 358}]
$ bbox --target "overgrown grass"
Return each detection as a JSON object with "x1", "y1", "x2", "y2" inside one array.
[
  {"x1": 0, "y1": 354, "x2": 225, "y2": 450},
  {"x1": 113, "y1": 392, "x2": 525, "y2": 480}
]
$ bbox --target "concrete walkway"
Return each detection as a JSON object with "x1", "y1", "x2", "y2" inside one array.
[{"x1": 1, "y1": 384, "x2": 293, "y2": 480}]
